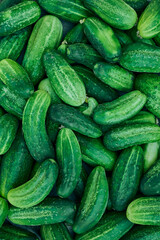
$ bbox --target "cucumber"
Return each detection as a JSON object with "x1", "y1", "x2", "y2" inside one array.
[
  {"x1": 0, "y1": 198, "x2": 8, "y2": 227},
  {"x1": 154, "y1": 32, "x2": 160, "y2": 46},
  {"x1": 64, "y1": 23, "x2": 87, "y2": 44},
  {"x1": 83, "y1": 0, "x2": 137, "y2": 30},
  {"x1": 49, "y1": 104, "x2": 102, "y2": 138},
  {"x1": 0, "y1": 107, "x2": 4, "y2": 117},
  {"x1": 143, "y1": 142, "x2": 159, "y2": 172},
  {"x1": 94, "y1": 62, "x2": 134, "y2": 92},
  {"x1": 73, "y1": 166, "x2": 108, "y2": 234},
  {"x1": 22, "y1": 90, "x2": 55, "y2": 162},
  {"x1": 46, "y1": 118, "x2": 59, "y2": 143},
  {"x1": 76, "y1": 212, "x2": 133, "y2": 240},
  {"x1": 135, "y1": 73, "x2": 160, "y2": 118},
  {"x1": 43, "y1": 50, "x2": 86, "y2": 107},
  {"x1": 73, "y1": 65, "x2": 118, "y2": 103},
  {"x1": 127, "y1": 197, "x2": 160, "y2": 225},
  {"x1": 120, "y1": 42, "x2": 160, "y2": 73},
  {"x1": 0, "y1": 1, "x2": 41, "y2": 36},
  {"x1": 0, "y1": 0, "x2": 21, "y2": 11},
  {"x1": 37, "y1": 0, "x2": 92, "y2": 23},
  {"x1": 104, "y1": 123, "x2": 160, "y2": 151},
  {"x1": 114, "y1": 29, "x2": 133, "y2": 47},
  {"x1": 22, "y1": 15, "x2": 63, "y2": 85},
  {"x1": 111, "y1": 146, "x2": 144, "y2": 211},
  {"x1": 0, "y1": 130, "x2": 33, "y2": 198},
  {"x1": 138, "y1": 0, "x2": 160, "y2": 39},
  {"x1": 77, "y1": 134, "x2": 116, "y2": 171},
  {"x1": 79, "y1": 97, "x2": 98, "y2": 116},
  {"x1": 8, "y1": 197, "x2": 76, "y2": 226},
  {"x1": 74, "y1": 167, "x2": 88, "y2": 198},
  {"x1": 67, "y1": 43, "x2": 103, "y2": 69},
  {"x1": 93, "y1": 90, "x2": 146, "y2": 125},
  {"x1": 57, "y1": 43, "x2": 74, "y2": 64},
  {"x1": 123, "y1": 0, "x2": 148, "y2": 11}
]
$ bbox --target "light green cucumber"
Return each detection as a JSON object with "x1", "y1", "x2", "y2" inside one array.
[
  {"x1": 79, "y1": 97, "x2": 98, "y2": 116},
  {"x1": 64, "y1": 23, "x2": 87, "y2": 44},
  {"x1": 143, "y1": 142, "x2": 159, "y2": 172},
  {"x1": 0, "y1": 198, "x2": 8, "y2": 227}
]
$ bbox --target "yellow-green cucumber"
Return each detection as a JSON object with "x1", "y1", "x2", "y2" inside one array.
[
  {"x1": 143, "y1": 142, "x2": 159, "y2": 172},
  {"x1": 0, "y1": 198, "x2": 8, "y2": 227},
  {"x1": 79, "y1": 97, "x2": 98, "y2": 116}
]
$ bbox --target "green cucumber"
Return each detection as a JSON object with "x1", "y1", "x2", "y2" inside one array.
[
  {"x1": 114, "y1": 29, "x2": 133, "y2": 47},
  {"x1": 57, "y1": 43, "x2": 74, "y2": 64},
  {"x1": 0, "y1": 1, "x2": 41, "y2": 36},
  {"x1": 94, "y1": 62, "x2": 134, "y2": 92},
  {"x1": 73, "y1": 65, "x2": 118, "y2": 103},
  {"x1": 49, "y1": 104, "x2": 102, "y2": 138},
  {"x1": 123, "y1": 0, "x2": 148, "y2": 11},
  {"x1": 22, "y1": 90, "x2": 55, "y2": 162},
  {"x1": 120, "y1": 42, "x2": 160, "y2": 73},
  {"x1": 104, "y1": 123, "x2": 160, "y2": 151},
  {"x1": 83, "y1": 0, "x2": 137, "y2": 30},
  {"x1": 73, "y1": 166, "x2": 108, "y2": 234},
  {"x1": 76, "y1": 212, "x2": 133, "y2": 240},
  {"x1": 79, "y1": 97, "x2": 98, "y2": 116},
  {"x1": 143, "y1": 142, "x2": 159, "y2": 172},
  {"x1": 43, "y1": 50, "x2": 86, "y2": 107},
  {"x1": 154, "y1": 32, "x2": 160, "y2": 46},
  {"x1": 0, "y1": 107, "x2": 4, "y2": 117},
  {"x1": 46, "y1": 118, "x2": 59, "y2": 143},
  {"x1": 77, "y1": 134, "x2": 116, "y2": 171},
  {"x1": 22, "y1": 15, "x2": 62, "y2": 85},
  {"x1": 0, "y1": 0, "x2": 21, "y2": 11},
  {"x1": 111, "y1": 146, "x2": 144, "y2": 211},
  {"x1": 74, "y1": 167, "x2": 88, "y2": 198},
  {"x1": 93, "y1": 90, "x2": 146, "y2": 125},
  {"x1": 0, "y1": 130, "x2": 33, "y2": 198},
  {"x1": 8, "y1": 197, "x2": 76, "y2": 226},
  {"x1": 64, "y1": 23, "x2": 87, "y2": 44},
  {"x1": 127, "y1": 197, "x2": 160, "y2": 225},
  {"x1": 0, "y1": 198, "x2": 8, "y2": 227}
]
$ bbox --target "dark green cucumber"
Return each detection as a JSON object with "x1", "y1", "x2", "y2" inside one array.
[
  {"x1": 0, "y1": 107, "x2": 4, "y2": 118},
  {"x1": 111, "y1": 146, "x2": 144, "y2": 211},
  {"x1": 120, "y1": 42, "x2": 160, "y2": 73},
  {"x1": 143, "y1": 142, "x2": 159, "y2": 172},
  {"x1": 8, "y1": 197, "x2": 76, "y2": 226},
  {"x1": 67, "y1": 43, "x2": 103, "y2": 69},
  {"x1": 74, "y1": 167, "x2": 88, "y2": 198},
  {"x1": 0, "y1": 1, "x2": 41, "y2": 36},
  {"x1": 73, "y1": 65, "x2": 118, "y2": 103},
  {"x1": 46, "y1": 118, "x2": 59, "y2": 143},
  {"x1": 64, "y1": 23, "x2": 87, "y2": 44},
  {"x1": 57, "y1": 43, "x2": 75, "y2": 64},
  {"x1": 22, "y1": 90, "x2": 55, "y2": 162},
  {"x1": 94, "y1": 62, "x2": 134, "y2": 92},
  {"x1": 77, "y1": 134, "x2": 116, "y2": 171},
  {"x1": 22, "y1": 15, "x2": 62, "y2": 85},
  {"x1": 0, "y1": 0, "x2": 21, "y2": 11},
  {"x1": 104, "y1": 123, "x2": 160, "y2": 151},
  {"x1": 49, "y1": 104, "x2": 102, "y2": 138},
  {"x1": 0, "y1": 130, "x2": 33, "y2": 198},
  {"x1": 0, "y1": 198, "x2": 8, "y2": 227},
  {"x1": 114, "y1": 29, "x2": 133, "y2": 47},
  {"x1": 76, "y1": 212, "x2": 133, "y2": 240},
  {"x1": 93, "y1": 90, "x2": 146, "y2": 125},
  {"x1": 124, "y1": 0, "x2": 148, "y2": 11}
]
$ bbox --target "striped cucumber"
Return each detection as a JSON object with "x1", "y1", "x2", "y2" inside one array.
[
  {"x1": 22, "y1": 90, "x2": 55, "y2": 162},
  {"x1": 43, "y1": 50, "x2": 86, "y2": 107},
  {"x1": 0, "y1": 198, "x2": 8, "y2": 227},
  {"x1": 64, "y1": 23, "x2": 87, "y2": 44},
  {"x1": 22, "y1": 15, "x2": 63, "y2": 85},
  {"x1": 114, "y1": 29, "x2": 133, "y2": 47},
  {"x1": 143, "y1": 142, "x2": 159, "y2": 172},
  {"x1": 124, "y1": 0, "x2": 148, "y2": 11}
]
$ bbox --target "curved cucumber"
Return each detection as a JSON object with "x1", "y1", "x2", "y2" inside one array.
[
  {"x1": 0, "y1": 198, "x2": 8, "y2": 227},
  {"x1": 143, "y1": 142, "x2": 159, "y2": 172},
  {"x1": 64, "y1": 23, "x2": 87, "y2": 44},
  {"x1": 22, "y1": 90, "x2": 55, "y2": 162}
]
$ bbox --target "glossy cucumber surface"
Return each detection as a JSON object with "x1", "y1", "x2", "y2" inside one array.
[{"x1": 143, "y1": 142, "x2": 159, "y2": 172}]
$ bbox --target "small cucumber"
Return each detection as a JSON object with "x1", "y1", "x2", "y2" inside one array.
[
  {"x1": 143, "y1": 142, "x2": 159, "y2": 172},
  {"x1": 114, "y1": 29, "x2": 133, "y2": 47},
  {"x1": 0, "y1": 1, "x2": 41, "y2": 36},
  {"x1": 74, "y1": 167, "x2": 88, "y2": 198},
  {"x1": 22, "y1": 90, "x2": 55, "y2": 162},
  {"x1": 79, "y1": 97, "x2": 98, "y2": 116},
  {"x1": 94, "y1": 62, "x2": 134, "y2": 92},
  {"x1": 64, "y1": 23, "x2": 87, "y2": 44},
  {"x1": 0, "y1": 198, "x2": 8, "y2": 227},
  {"x1": 111, "y1": 146, "x2": 144, "y2": 211},
  {"x1": 43, "y1": 50, "x2": 86, "y2": 107},
  {"x1": 124, "y1": 0, "x2": 148, "y2": 11},
  {"x1": 93, "y1": 90, "x2": 146, "y2": 125}
]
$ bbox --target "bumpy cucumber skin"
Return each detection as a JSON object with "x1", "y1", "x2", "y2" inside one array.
[
  {"x1": 73, "y1": 65, "x2": 117, "y2": 103},
  {"x1": 0, "y1": 198, "x2": 8, "y2": 227},
  {"x1": 127, "y1": 197, "x2": 160, "y2": 225},
  {"x1": 120, "y1": 42, "x2": 160, "y2": 73},
  {"x1": 0, "y1": 0, "x2": 21, "y2": 11},
  {"x1": 56, "y1": 128, "x2": 82, "y2": 198},
  {"x1": 77, "y1": 134, "x2": 116, "y2": 171},
  {"x1": 0, "y1": 1, "x2": 41, "y2": 36},
  {"x1": 64, "y1": 23, "x2": 87, "y2": 44},
  {"x1": 111, "y1": 146, "x2": 144, "y2": 211},
  {"x1": 94, "y1": 62, "x2": 134, "y2": 92},
  {"x1": 104, "y1": 123, "x2": 160, "y2": 151},
  {"x1": 73, "y1": 166, "x2": 108, "y2": 234},
  {"x1": 114, "y1": 28, "x2": 133, "y2": 46},
  {"x1": 49, "y1": 104, "x2": 102, "y2": 138},
  {"x1": 83, "y1": 0, "x2": 137, "y2": 30},
  {"x1": 76, "y1": 212, "x2": 133, "y2": 240},
  {"x1": 37, "y1": 0, "x2": 92, "y2": 22},
  {"x1": 23, "y1": 15, "x2": 62, "y2": 85},
  {"x1": 43, "y1": 50, "x2": 86, "y2": 107},
  {"x1": 8, "y1": 197, "x2": 76, "y2": 226},
  {"x1": 124, "y1": 0, "x2": 148, "y2": 11},
  {"x1": 22, "y1": 90, "x2": 55, "y2": 162},
  {"x1": 93, "y1": 90, "x2": 146, "y2": 125},
  {"x1": 40, "y1": 223, "x2": 72, "y2": 240},
  {"x1": 0, "y1": 130, "x2": 33, "y2": 198},
  {"x1": 143, "y1": 142, "x2": 159, "y2": 172},
  {"x1": 67, "y1": 43, "x2": 103, "y2": 69}
]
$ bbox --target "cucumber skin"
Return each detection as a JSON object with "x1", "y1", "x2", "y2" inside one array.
[
  {"x1": 64, "y1": 23, "x2": 87, "y2": 44},
  {"x1": 49, "y1": 104, "x2": 102, "y2": 138},
  {"x1": 114, "y1": 29, "x2": 133, "y2": 47},
  {"x1": 143, "y1": 142, "x2": 159, "y2": 172},
  {"x1": 0, "y1": 198, "x2": 8, "y2": 227},
  {"x1": 22, "y1": 90, "x2": 55, "y2": 162},
  {"x1": 111, "y1": 146, "x2": 144, "y2": 211},
  {"x1": 0, "y1": 130, "x2": 33, "y2": 198},
  {"x1": 73, "y1": 166, "x2": 108, "y2": 234},
  {"x1": 22, "y1": 15, "x2": 63, "y2": 85},
  {"x1": 0, "y1": 107, "x2": 4, "y2": 118},
  {"x1": 120, "y1": 42, "x2": 160, "y2": 73},
  {"x1": 74, "y1": 167, "x2": 88, "y2": 198},
  {"x1": 56, "y1": 128, "x2": 82, "y2": 198},
  {"x1": 0, "y1": 0, "x2": 21, "y2": 11},
  {"x1": 76, "y1": 212, "x2": 133, "y2": 240},
  {"x1": 104, "y1": 123, "x2": 160, "y2": 151},
  {"x1": 124, "y1": 0, "x2": 148, "y2": 11},
  {"x1": 0, "y1": 1, "x2": 41, "y2": 36},
  {"x1": 8, "y1": 197, "x2": 76, "y2": 226}
]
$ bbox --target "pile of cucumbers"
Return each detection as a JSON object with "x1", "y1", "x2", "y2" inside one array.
[{"x1": 1, "y1": 0, "x2": 160, "y2": 239}]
